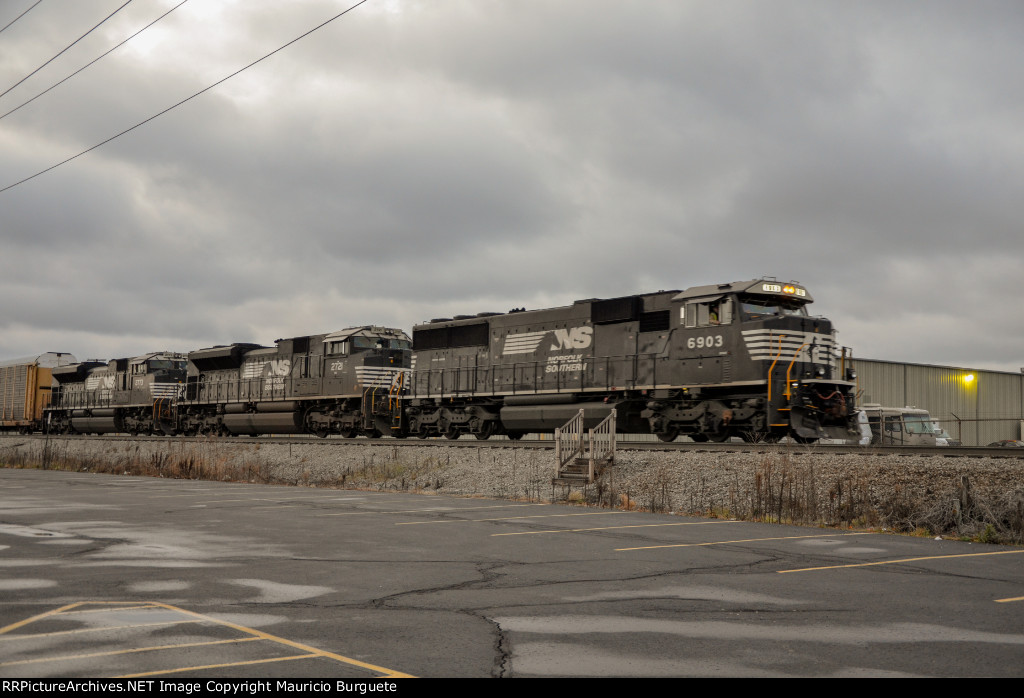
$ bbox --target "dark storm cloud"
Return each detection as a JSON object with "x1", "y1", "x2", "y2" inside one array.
[{"x1": 0, "y1": 0, "x2": 1021, "y2": 371}]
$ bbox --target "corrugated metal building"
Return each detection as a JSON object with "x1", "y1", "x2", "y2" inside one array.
[{"x1": 851, "y1": 358, "x2": 1024, "y2": 446}]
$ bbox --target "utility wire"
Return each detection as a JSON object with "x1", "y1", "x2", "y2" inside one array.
[
  {"x1": 0, "y1": 0, "x2": 134, "y2": 100},
  {"x1": 0, "y1": 0, "x2": 43, "y2": 37},
  {"x1": 0, "y1": 0, "x2": 190, "y2": 122},
  {"x1": 0, "y1": 0, "x2": 369, "y2": 196},
  {"x1": 2, "y1": 0, "x2": 370, "y2": 195}
]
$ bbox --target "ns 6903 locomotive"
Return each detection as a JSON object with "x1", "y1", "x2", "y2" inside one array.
[{"x1": 403, "y1": 278, "x2": 857, "y2": 443}]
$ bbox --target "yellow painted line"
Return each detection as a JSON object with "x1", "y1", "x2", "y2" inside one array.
[
  {"x1": 397, "y1": 512, "x2": 625, "y2": 525},
  {"x1": 0, "y1": 619, "x2": 203, "y2": 641},
  {"x1": 0, "y1": 601, "x2": 414, "y2": 678},
  {"x1": 195, "y1": 497, "x2": 358, "y2": 504},
  {"x1": 147, "y1": 602, "x2": 414, "y2": 678},
  {"x1": 117, "y1": 653, "x2": 315, "y2": 678},
  {"x1": 0, "y1": 602, "x2": 82, "y2": 635},
  {"x1": 145, "y1": 492, "x2": 246, "y2": 499},
  {"x1": 321, "y1": 503, "x2": 548, "y2": 517},
  {"x1": 616, "y1": 531, "x2": 873, "y2": 551},
  {"x1": 497, "y1": 520, "x2": 743, "y2": 537},
  {"x1": 58, "y1": 604, "x2": 159, "y2": 615},
  {"x1": 995, "y1": 596, "x2": 1024, "y2": 603},
  {"x1": 195, "y1": 497, "x2": 321, "y2": 504},
  {"x1": 0, "y1": 636, "x2": 262, "y2": 668},
  {"x1": 779, "y1": 549, "x2": 1024, "y2": 573}
]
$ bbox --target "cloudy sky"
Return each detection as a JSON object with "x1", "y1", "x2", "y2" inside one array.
[{"x1": 1, "y1": 0, "x2": 1021, "y2": 371}]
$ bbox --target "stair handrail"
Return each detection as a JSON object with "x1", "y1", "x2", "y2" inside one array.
[
  {"x1": 555, "y1": 408, "x2": 585, "y2": 476},
  {"x1": 585, "y1": 408, "x2": 616, "y2": 481}
]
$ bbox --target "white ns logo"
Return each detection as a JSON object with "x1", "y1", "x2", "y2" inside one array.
[
  {"x1": 267, "y1": 359, "x2": 291, "y2": 376},
  {"x1": 551, "y1": 326, "x2": 593, "y2": 350}
]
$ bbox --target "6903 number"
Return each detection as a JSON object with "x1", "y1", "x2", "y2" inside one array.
[{"x1": 686, "y1": 335, "x2": 723, "y2": 350}]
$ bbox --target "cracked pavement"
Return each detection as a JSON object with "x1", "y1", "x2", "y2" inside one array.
[{"x1": 1, "y1": 468, "x2": 1022, "y2": 677}]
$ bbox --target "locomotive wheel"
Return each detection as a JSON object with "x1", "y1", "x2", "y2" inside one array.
[
  {"x1": 474, "y1": 421, "x2": 495, "y2": 441},
  {"x1": 656, "y1": 428, "x2": 679, "y2": 443},
  {"x1": 313, "y1": 428, "x2": 329, "y2": 438},
  {"x1": 689, "y1": 434, "x2": 709, "y2": 443},
  {"x1": 341, "y1": 428, "x2": 358, "y2": 439},
  {"x1": 444, "y1": 427, "x2": 461, "y2": 440},
  {"x1": 506, "y1": 432, "x2": 524, "y2": 441},
  {"x1": 708, "y1": 430, "x2": 730, "y2": 442},
  {"x1": 416, "y1": 430, "x2": 429, "y2": 439}
]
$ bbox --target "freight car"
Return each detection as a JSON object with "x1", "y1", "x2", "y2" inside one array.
[
  {"x1": 404, "y1": 279, "x2": 857, "y2": 442},
  {"x1": 175, "y1": 325, "x2": 411, "y2": 437},
  {"x1": 46, "y1": 352, "x2": 187, "y2": 435},
  {"x1": 0, "y1": 352, "x2": 75, "y2": 433}
]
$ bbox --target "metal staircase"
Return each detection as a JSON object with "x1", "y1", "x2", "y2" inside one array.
[{"x1": 553, "y1": 408, "x2": 616, "y2": 484}]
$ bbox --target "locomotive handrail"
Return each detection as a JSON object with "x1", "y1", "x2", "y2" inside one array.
[
  {"x1": 784, "y1": 342, "x2": 809, "y2": 400},
  {"x1": 767, "y1": 334, "x2": 785, "y2": 404}
]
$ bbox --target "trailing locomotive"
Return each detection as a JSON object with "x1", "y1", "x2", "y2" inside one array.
[
  {"x1": 46, "y1": 352, "x2": 187, "y2": 435},
  {"x1": 175, "y1": 325, "x2": 411, "y2": 437},
  {"x1": 405, "y1": 279, "x2": 857, "y2": 442},
  {"x1": 32, "y1": 278, "x2": 858, "y2": 443}
]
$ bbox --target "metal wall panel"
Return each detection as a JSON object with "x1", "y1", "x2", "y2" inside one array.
[{"x1": 853, "y1": 359, "x2": 1024, "y2": 446}]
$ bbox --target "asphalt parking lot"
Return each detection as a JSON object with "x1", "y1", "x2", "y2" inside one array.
[{"x1": 1, "y1": 468, "x2": 1022, "y2": 677}]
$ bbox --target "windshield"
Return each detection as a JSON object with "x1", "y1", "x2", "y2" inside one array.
[
  {"x1": 904, "y1": 415, "x2": 934, "y2": 434},
  {"x1": 351, "y1": 337, "x2": 411, "y2": 351},
  {"x1": 739, "y1": 296, "x2": 808, "y2": 320},
  {"x1": 148, "y1": 360, "x2": 184, "y2": 371}
]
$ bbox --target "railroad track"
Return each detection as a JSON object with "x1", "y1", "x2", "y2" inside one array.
[{"x1": 7, "y1": 433, "x2": 1024, "y2": 459}]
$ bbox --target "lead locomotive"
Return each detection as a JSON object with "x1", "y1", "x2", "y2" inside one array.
[{"x1": 405, "y1": 279, "x2": 857, "y2": 442}]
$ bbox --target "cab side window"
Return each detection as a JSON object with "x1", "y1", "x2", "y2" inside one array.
[{"x1": 685, "y1": 298, "x2": 733, "y2": 328}]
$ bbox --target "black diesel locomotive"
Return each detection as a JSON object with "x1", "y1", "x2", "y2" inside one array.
[
  {"x1": 406, "y1": 278, "x2": 856, "y2": 442},
  {"x1": 46, "y1": 352, "x2": 188, "y2": 435},
  {"x1": 39, "y1": 279, "x2": 858, "y2": 442},
  {"x1": 176, "y1": 325, "x2": 411, "y2": 437}
]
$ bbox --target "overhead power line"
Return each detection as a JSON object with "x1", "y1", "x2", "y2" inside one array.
[
  {"x1": 0, "y1": 0, "x2": 43, "y2": 37},
  {"x1": 0, "y1": 0, "x2": 134, "y2": 101},
  {"x1": 0, "y1": 0, "x2": 369, "y2": 196},
  {"x1": 0, "y1": 0, "x2": 190, "y2": 122}
]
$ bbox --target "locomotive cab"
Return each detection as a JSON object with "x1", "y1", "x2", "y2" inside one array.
[{"x1": 654, "y1": 279, "x2": 857, "y2": 442}]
